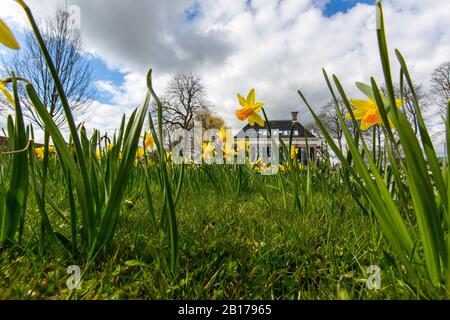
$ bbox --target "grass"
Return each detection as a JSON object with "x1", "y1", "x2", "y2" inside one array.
[
  {"x1": 1, "y1": 0, "x2": 449, "y2": 300},
  {"x1": 0, "y1": 165, "x2": 440, "y2": 299}
]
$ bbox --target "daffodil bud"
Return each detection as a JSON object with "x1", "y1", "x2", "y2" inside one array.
[
  {"x1": 0, "y1": 18, "x2": 20, "y2": 50},
  {"x1": 0, "y1": 81, "x2": 15, "y2": 106}
]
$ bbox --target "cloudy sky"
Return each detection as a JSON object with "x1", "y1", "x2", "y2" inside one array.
[{"x1": 0, "y1": 0, "x2": 449, "y2": 152}]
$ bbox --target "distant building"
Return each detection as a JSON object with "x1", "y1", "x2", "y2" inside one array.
[
  {"x1": 0, "y1": 135, "x2": 44, "y2": 150},
  {"x1": 234, "y1": 112, "x2": 320, "y2": 164}
]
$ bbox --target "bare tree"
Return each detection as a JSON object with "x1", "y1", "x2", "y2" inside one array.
[
  {"x1": 158, "y1": 73, "x2": 209, "y2": 133},
  {"x1": 1, "y1": 7, "x2": 96, "y2": 129},
  {"x1": 430, "y1": 61, "x2": 450, "y2": 114},
  {"x1": 317, "y1": 99, "x2": 353, "y2": 152},
  {"x1": 305, "y1": 121, "x2": 329, "y2": 160},
  {"x1": 394, "y1": 82, "x2": 430, "y2": 134}
]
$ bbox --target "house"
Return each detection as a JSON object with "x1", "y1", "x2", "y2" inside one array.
[
  {"x1": 0, "y1": 135, "x2": 44, "y2": 150},
  {"x1": 234, "y1": 112, "x2": 320, "y2": 164}
]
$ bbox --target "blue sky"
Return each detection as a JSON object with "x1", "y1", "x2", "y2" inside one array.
[
  {"x1": 323, "y1": 0, "x2": 376, "y2": 17},
  {"x1": 89, "y1": 57, "x2": 124, "y2": 104}
]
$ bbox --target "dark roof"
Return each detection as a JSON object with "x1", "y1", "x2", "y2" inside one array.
[
  {"x1": 235, "y1": 121, "x2": 316, "y2": 138},
  {"x1": 0, "y1": 136, "x2": 44, "y2": 148}
]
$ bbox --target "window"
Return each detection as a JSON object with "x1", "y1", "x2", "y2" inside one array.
[{"x1": 294, "y1": 130, "x2": 299, "y2": 136}]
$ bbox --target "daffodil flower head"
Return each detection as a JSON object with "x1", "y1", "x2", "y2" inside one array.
[
  {"x1": 0, "y1": 18, "x2": 20, "y2": 50},
  {"x1": 236, "y1": 89, "x2": 265, "y2": 127},
  {"x1": 34, "y1": 147, "x2": 44, "y2": 160},
  {"x1": 165, "y1": 151, "x2": 172, "y2": 162},
  {"x1": 136, "y1": 147, "x2": 145, "y2": 159},
  {"x1": 291, "y1": 147, "x2": 299, "y2": 160},
  {"x1": 142, "y1": 131, "x2": 154, "y2": 150},
  {"x1": 346, "y1": 91, "x2": 404, "y2": 131}
]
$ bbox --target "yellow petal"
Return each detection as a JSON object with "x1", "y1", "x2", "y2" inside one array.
[
  {"x1": 253, "y1": 102, "x2": 264, "y2": 113},
  {"x1": 353, "y1": 108, "x2": 371, "y2": 120},
  {"x1": 395, "y1": 99, "x2": 404, "y2": 108},
  {"x1": 0, "y1": 19, "x2": 20, "y2": 50},
  {"x1": 247, "y1": 114, "x2": 255, "y2": 126},
  {"x1": 0, "y1": 81, "x2": 14, "y2": 106},
  {"x1": 249, "y1": 113, "x2": 264, "y2": 127},
  {"x1": 238, "y1": 93, "x2": 247, "y2": 107},
  {"x1": 247, "y1": 89, "x2": 256, "y2": 105},
  {"x1": 349, "y1": 99, "x2": 373, "y2": 112},
  {"x1": 218, "y1": 127, "x2": 227, "y2": 143},
  {"x1": 254, "y1": 113, "x2": 265, "y2": 127},
  {"x1": 388, "y1": 118, "x2": 396, "y2": 129}
]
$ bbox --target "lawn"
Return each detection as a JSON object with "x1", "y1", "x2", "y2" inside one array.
[
  {"x1": 0, "y1": 1, "x2": 449, "y2": 301},
  {"x1": 0, "y1": 165, "x2": 424, "y2": 299}
]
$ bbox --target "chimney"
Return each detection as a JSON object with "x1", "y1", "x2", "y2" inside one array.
[{"x1": 291, "y1": 111, "x2": 299, "y2": 123}]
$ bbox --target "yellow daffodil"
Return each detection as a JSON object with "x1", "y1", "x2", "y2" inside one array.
[
  {"x1": 142, "y1": 131, "x2": 155, "y2": 150},
  {"x1": 136, "y1": 147, "x2": 145, "y2": 159},
  {"x1": 34, "y1": 147, "x2": 44, "y2": 160},
  {"x1": 236, "y1": 89, "x2": 264, "y2": 127},
  {"x1": 96, "y1": 149, "x2": 103, "y2": 159},
  {"x1": 291, "y1": 147, "x2": 299, "y2": 160},
  {"x1": 34, "y1": 146, "x2": 56, "y2": 160},
  {"x1": 0, "y1": 81, "x2": 14, "y2": 106},
  {"x1": 346, "y1": 97, "x2": 404, "y2": 131},
  {"x1": 165, "y1": 151, "x2": 172, "y2": 162},
  {"x1": 217, "y1": 127, "x2": 227, "y2": 143},
  {"x1": 202, "y1": 142, "x2": 215, "y2": 159},
  {"x1": 107, "y1": 144, "x2": 115, "y2": 153},
  {"x1": 0, "y1": 18, "x2": 20, "y2": 50}
]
